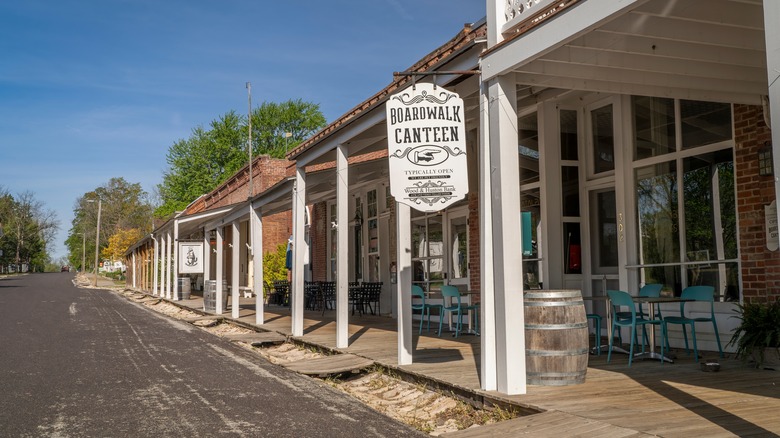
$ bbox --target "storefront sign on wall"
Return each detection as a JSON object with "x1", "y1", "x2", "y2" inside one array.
[
  {"x1": 766, "y1": 201, "x2": 779, "y2": 251},
  {"x1": 178, "y1": 241, "x2": 204, "y2": 273},
  {"x1": 386, "y1": 82, "x2": 468, "y2": 212}
]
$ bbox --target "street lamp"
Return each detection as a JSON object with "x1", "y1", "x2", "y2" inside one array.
[{"x1": 86, "y1": 198, "x2": 101, "y2": 287}]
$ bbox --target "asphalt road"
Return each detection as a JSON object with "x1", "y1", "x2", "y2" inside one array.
[{"x1": 0, "y1": 273, "x2": 421, "y2": 437}]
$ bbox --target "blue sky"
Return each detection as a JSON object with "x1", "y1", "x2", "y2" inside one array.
[{"x1": 0, "y1": 1, "x2": 485, "y2": 261}]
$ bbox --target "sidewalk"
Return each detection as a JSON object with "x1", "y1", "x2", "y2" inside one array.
[{"x1": 115, "y1": 286, "x2": 780, "y2": 437}]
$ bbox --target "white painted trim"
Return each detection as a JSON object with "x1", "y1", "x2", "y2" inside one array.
[
  {"x1": 479, "y1": 78, "x2": 497, "y2": 391},
  {"x1": 396, "y1": 201, "x2": 412, "y2": 365},
  {"x1": 173, "y1": 220, "x2": 179, "y2": 300},
  {"x1": 231, "y1": 220, "x2": 240, "y2": 319},
  {"x1": 765, "y1": 1, "x2": 780, "y2": 231},
  {"x1": 291, "y1": 166, "x2": 306, "y2": 337},
  {"x1": 252, "y1": 204, "x2": 264, "y2": 325},
  {"x1": 216, "y1": 226, "x2": 224, "y2": 314},
  {"x1": 336, "y1": 145, "x2": 349, "y2": 348}
]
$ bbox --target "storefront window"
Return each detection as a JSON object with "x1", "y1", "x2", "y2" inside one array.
[
  {"x1": 633, "y1": 97, "x2": 736, "y2": 298},
  {"x1": 561, "y1": 166, "x2": 580, "y2": 217},
  {"x1": 591, "y1": 104, "x2": 614, "y2": 174},
  {"x1": 519, "y1": 113, "x2": 540, "y2": 185},
  {"x1": 560, "y1": 109, "x2": 578, "y2": 161},
  {"x1": 633, "y1": 96, "x2": 675, "y2": 160}
]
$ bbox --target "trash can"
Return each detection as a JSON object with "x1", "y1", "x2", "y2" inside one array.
[
  {"x1": 203, "y1": 280, "x2": 228, "y2": 312},
  {"x1": 524, "y1": 289, "x2": 589, "y2": 386},
  {"x1": 178, "y1": 277, "x2": 191, "y2": 300}
]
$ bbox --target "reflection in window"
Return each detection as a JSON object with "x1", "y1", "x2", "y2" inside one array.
[
  {"x1": 522, "y1": 188, "x2": 542, "y2": 288},
  {"x1": 560, "y1": 109, "x2": 578, "y2": 161},
  {"x1": 412, "y1": 214, "x2": 444, "y2": 292},
  {"x1": 564, "y1": 222, "x2": 581, "y2": 274},
  {"x1": 519, "y1": 113, "x2": 540, "y2": 185},
  {"x1": 593, "y1": 190, "x2": 617, "y2": 269},
  {"x1": 591, "y1": 104, "x2": 614, "y2": 174},
  {"x1": 636, "y1": 161, "x2": 680, "y2": 290},
  {"x1": 562, "y1": 166, "x2": 580, "y2": 217},
  {"x1": 633, "y1": 96, "x2": 675, "y2": 160},
  {"x1": 450, "y1": 216, "x2": 468, "y2": 280},
  {"x1": 681, "y1": 100, "x2": 732, "y2": 149}
]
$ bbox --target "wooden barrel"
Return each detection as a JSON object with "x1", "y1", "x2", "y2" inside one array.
[{"x1": 524, "y1": 289, "x2": 589, "y2": 386}]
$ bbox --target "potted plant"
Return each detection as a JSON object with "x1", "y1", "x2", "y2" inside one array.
[{"x1": 727, "y1": 300, "x2": 780, "y2": 369}]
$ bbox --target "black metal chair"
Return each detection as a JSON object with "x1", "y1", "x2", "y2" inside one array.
[
  {"x1": 304, "y1": 281, "x2": 320, "y2": 310},
  {"x1": 319, "y1": 281, "x2": 336, "y2": 314},
  {"x1": 362, "y1": 282, "x2": 383, "y2": 315},
  {"x1": 348, "y1": 282, "x2": 363, "y2": 315},
  {"x1": 270, "y1": 280, "x2": 289, "y2": 306}
]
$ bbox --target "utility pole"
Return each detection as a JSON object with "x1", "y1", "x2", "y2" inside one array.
[{"x1": 246, "y1": 82, "x2": 253, "y2": 198}]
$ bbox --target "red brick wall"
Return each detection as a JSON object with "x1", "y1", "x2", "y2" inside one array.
[
  {"x1": 263, "y1": 211, "x2": 291, "y2": 256},
  {"x1": 311, "y1": 201, "x2": 328, "y2": 281},
  {"x1": 734, "y1": 104, "x2": 779, "y2": 303},
  {"x1": 468, "y1": 193, "x2": 481, "y2": 295}
]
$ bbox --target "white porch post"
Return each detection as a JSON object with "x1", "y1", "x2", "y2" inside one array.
[
  {"x1": 291, "y1": 166, "x2": 306, "y2": 336},
  {"x1": 479, "y1": 78, "x2": 497, "y2": 391},
  {"x1": 766, "y1": 1, "x2": 780, "y2": 223},
  {"x1": 165, "y1": 231, "x2": 172, "y2": 299},
  {"x1": 396, "y1": 201, "x2": 412, "y2": 365},
  {"x1": 159, "y1": 234, "x2": 165, "y2": 297},
  {"x1": 216, "y1": 226, "x2": 224, "y2": 314},
  {"x1": 251, "y1": 204, "x2": 264, "y2": 325},
  {"x1": 231, "y1": 220, "x2": 240, "y2": 319},
  {"x1": 336, "y1": 144, "x2": 349, "y2": 348},
  {"x1": 131, "y1": 251, "x2": 137, "y2": 288},
  {"x1": 203, "y1": 229, "x2": 211, "y2": 286},
  {"x1": 173, "y1": 220, "x2": 179, "y2": 300},
  {"x1": 488, "y1": 74, "x2": 526, "y2": 395},
  {"x1": 152, "y1": 235, "x2": 159, "y2": 296}
]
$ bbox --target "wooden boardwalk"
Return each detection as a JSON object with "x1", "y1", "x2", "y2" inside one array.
[{"x1": 173, "y1": 295, "x2": 780, "y2": 437}]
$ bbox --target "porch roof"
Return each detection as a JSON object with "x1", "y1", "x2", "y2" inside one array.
[{"x1": 483, "y1": 0, "x2": 767, "y2": 105}]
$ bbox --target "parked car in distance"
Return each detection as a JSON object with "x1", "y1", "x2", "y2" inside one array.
[{"x1": 61, "y1": 265, "x2": 70, "y2": 272}]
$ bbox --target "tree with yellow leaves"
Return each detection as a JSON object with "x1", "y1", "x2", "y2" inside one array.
[{"x1": 102, "y1": 228, "x2": 143, "y2": 262}]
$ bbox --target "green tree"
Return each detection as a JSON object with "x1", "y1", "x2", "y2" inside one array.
[
  {"x1": 66, "y1": 178, "x2": 153, "y2": 271},
  {"x1": 156, "y1": 100, "x2": 326, "y2": 218},
  {"x1": 0, "y1": 188, "x2": 59, "y2": 273}
]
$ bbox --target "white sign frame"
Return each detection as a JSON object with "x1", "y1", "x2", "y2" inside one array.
[
  {"x1": 386, "y1": 82, "x2": 468, "y2": 212},
  {"x1": 178, "y1": 241, "x2": 204, "y2": 274}
]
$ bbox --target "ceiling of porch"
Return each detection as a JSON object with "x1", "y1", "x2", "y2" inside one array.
[{"x1": 511, "y1": 0, "x2": 767, "y2": 107}]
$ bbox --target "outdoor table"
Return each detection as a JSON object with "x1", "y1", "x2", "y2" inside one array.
[
  {"x1": 583, "y1": 295, "x2": 628, "y2": 355},
  {"x1": 425, "y1": 291, "x2": 479, "y2": 335},
  {"x1": 632, "y1": 296, "x2": 693, "y2": 363}
]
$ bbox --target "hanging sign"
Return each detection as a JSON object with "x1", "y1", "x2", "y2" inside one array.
[
  {"x1": 178, "y1": 241, "x2": 204, "y2": 273},
  {"x1": 767, "y1": 201, "x2": 779, "y2": 251},
  {"x1": 386, "y1": 82, "x2": 468, "y2": 212}
]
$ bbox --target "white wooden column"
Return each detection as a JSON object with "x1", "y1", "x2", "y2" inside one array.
[
  {"x1": 216, "y1": 226, "x2": 224, "y2": 314},
  {"x1": 479, "y1": 78, "x2": 497, "y2": 391},
  {"x1": 203, "y1": 229, "x2": 211, "y2": 286},
  {"x1": 153, "y1": 235, "x2": 159, "y2": 296},
  {"x1": 165, "y1": 231, "x2": 172, "y2": 299},
  {"x1": 173, "y1": 220, "x2": 180, "y2": 300},
  {"x1": 132, "y1": 251, "x2": 137, "y2": 288},
  {"x1": 251, "y1": 204, "x2": 264, "y2": 325},
  {"x1": 488, "y1": 74, "x2": 526, "y2": 395},
  {"x1": 231, "y1": 220, "x2": 240, "y2": 319},
  {"x1": 291, "y1": 166, "x2": 306, "y2": 336},
  {"x1": 766, "y1": 1, "x2": 780, "y2": 224},
  {"x1": 336, "y1": 144, "x2": 349, "y2": 348},
  {"x1": 396, "y1": 201, "x2": 412, "y2": 365}
]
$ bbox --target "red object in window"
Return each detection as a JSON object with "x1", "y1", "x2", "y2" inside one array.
[{"x1": 568, "y1": 244, "x2": 581, "y2": 271}]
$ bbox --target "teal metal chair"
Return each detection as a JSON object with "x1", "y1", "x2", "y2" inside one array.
[
  {"x1": 662, "y1": 285, "x2": 723, "y2": 362},
  {"x1": 607, "y1": 289, "x2": 667, "y2": 366},
  {"x1": 411, "y1": 285, "x2": 442, "y2": 334},
  {"x1": 439, "y1": 285, "x2": 463, "y2": 337},
  {"x1": 462, "y1": 302, "x2": 480, "y2": 335},
  {"x1": 615, "y1": 284, "x2": 666, "y2": 350},
  {"x1": 586, "y1": 313, "x2": 602, "y2": 355}
]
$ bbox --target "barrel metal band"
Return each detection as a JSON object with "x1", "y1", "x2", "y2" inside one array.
[
  {"x1": 526, "y1": 348, "x2": 589, "y2": 356},
  {"x1": 524, "y1": 300, "x2": 584, "y2": 307},
  {"x1": 525, "y1": 322, "x2": 588, "y2": 330}
]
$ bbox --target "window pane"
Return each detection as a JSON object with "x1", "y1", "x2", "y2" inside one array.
[
  {"x1": 367, "y1": 189, "x2": 377, "y2": 218},
  {"x1": 636, "y1": 161, "x2": 680, "y2": 292},
  {"x1": 591, "y1": 104, "x2": 614, "y2": 173},
  {"x1": 560, "y1": 109, "x2": 578, "y2": 160},
  {"x1": 368, "y1": 218, "x2": 378, "y2": 253},
  {"x1": 633, "y1": 96, "x2": 675, "y2": 160},
  {"x1": 563, "y1": 222, "x2": 581, "y2": 274},
  {"x1": 519, "y1": 113, "x2": 540, "y2": 185},
  {"x1": 562, "y1": 166, "x2": 580, "y2": 217},
  {"x1": 450, "y1": 216, "x2": 468, "y2": 280},
  {"x1": 681, "y1": 100, "x2": 732, "y2": 149},
  {"x1": 592, "y1": 190, "x2": 618, "y2": 269}
]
